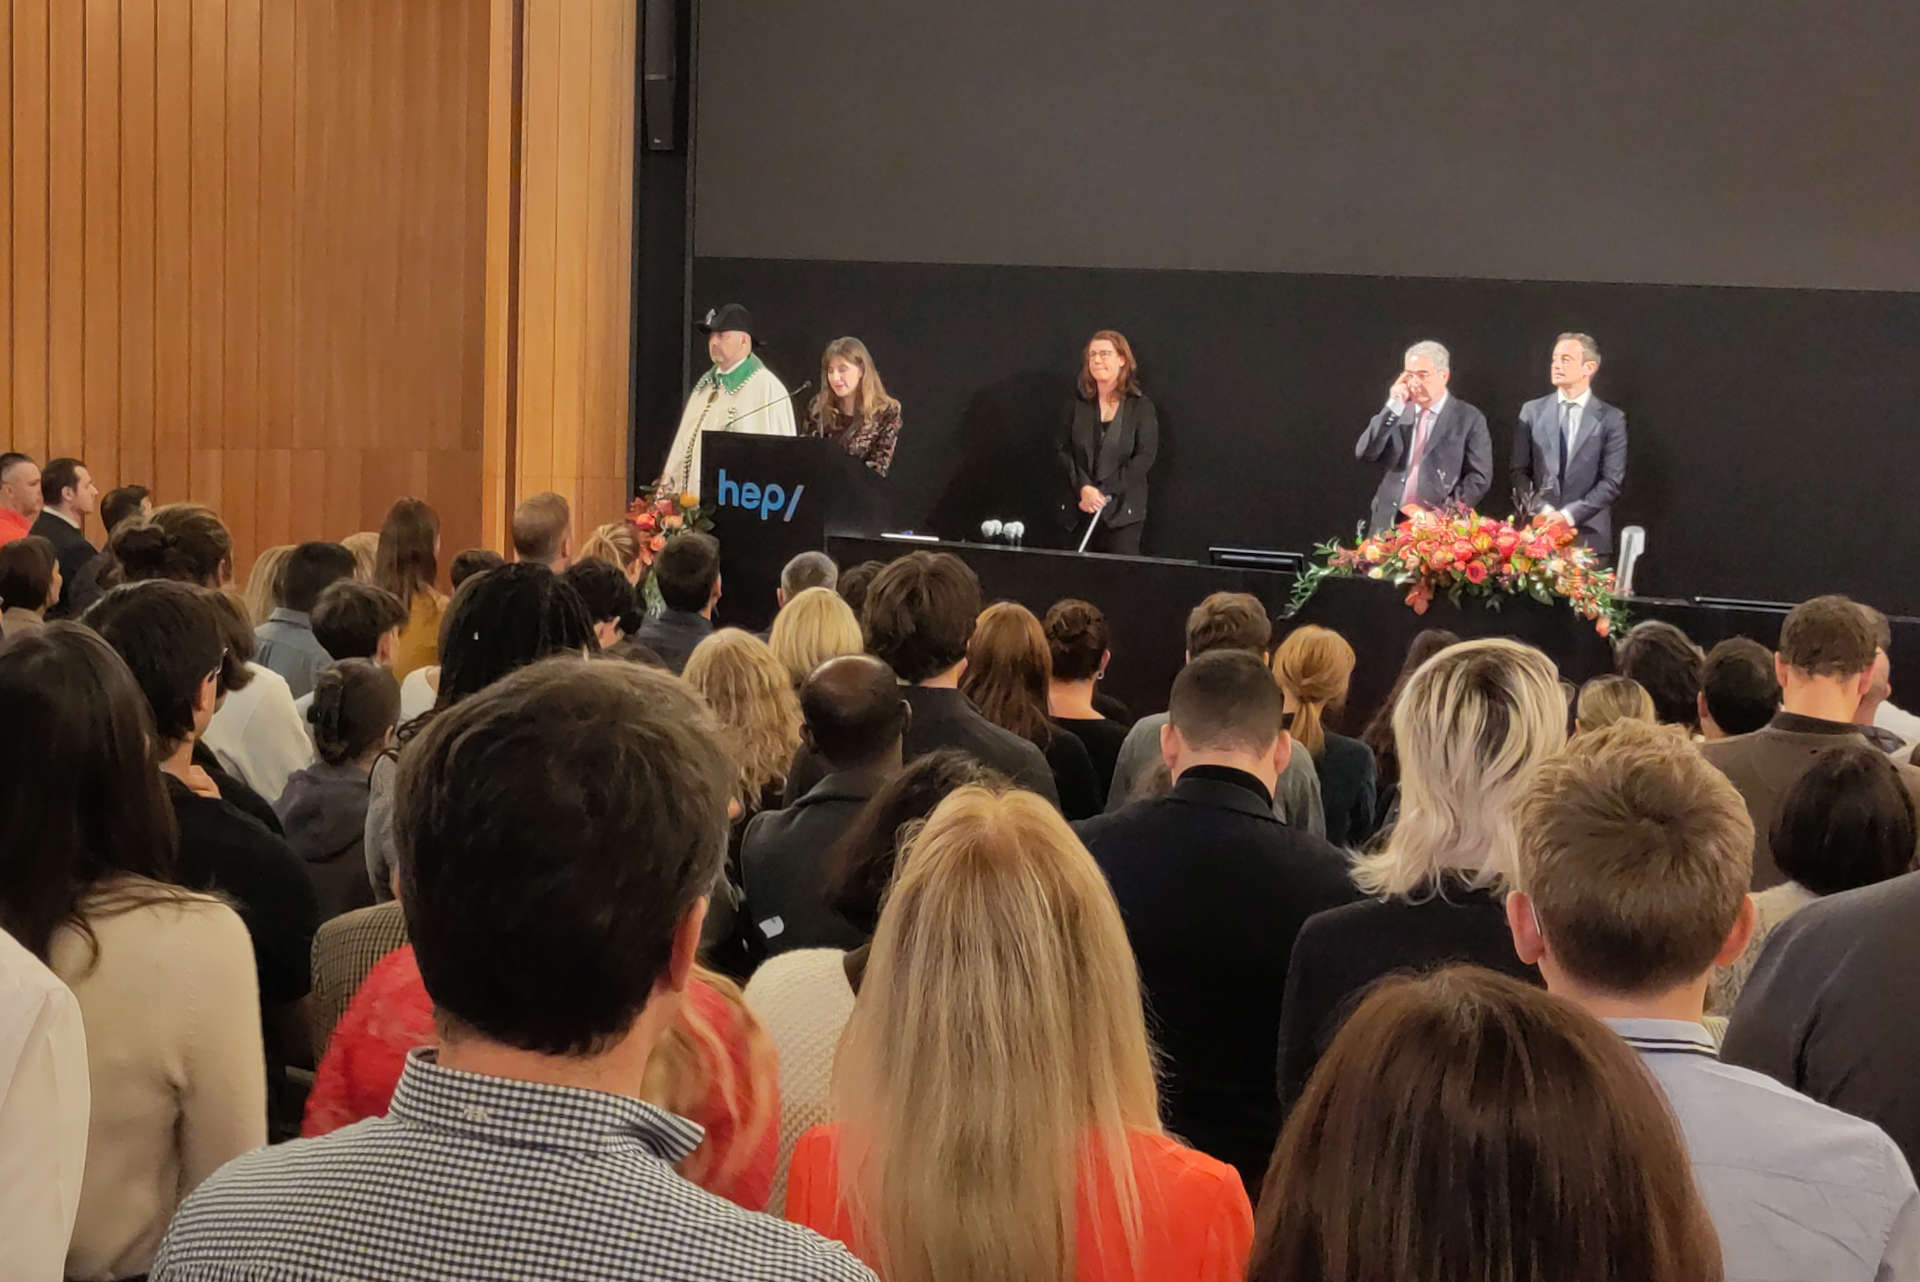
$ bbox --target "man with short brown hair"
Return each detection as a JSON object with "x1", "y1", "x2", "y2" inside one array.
[
  {"x1": 510, "y1": 492, "x2": 573, "y2": 571},
  {"x1": 1702, "y1": 594, "x2": 1920, "y2": 887},
  {"x1": 1508, "y1": 720, "x2": 1919, "y2": 1282}
]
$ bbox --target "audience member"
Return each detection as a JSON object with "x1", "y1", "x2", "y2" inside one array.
[
  {"x1": 1277, "y1": 638, "x2": 1564, "y2": 1111},
  {"x1": 340, "y1": 530, "x2": 379, "y2": 582},
  {"x1": 835, "y1": 558, "x2": 883, "y2": 619},
  {"x1": 201, "y1": 589, "x2": 314, "y2": 806},
  {"x1": 509, "y1": 490, "x2": 573, "y2": 570},
  {"x1": 1076, "y1": 650, "x2": 1352, "y2": 1189},
  {"x1": 779, "y1": 550, "x2": 838, "y2": 606},
  {"x1": 29, "y1": 456, "x2": 98, "y2": 616},
  {"x1": 1105, "y1": 591, "x2": 1324, "y2": 834},
  {"x1": 744, "y1": 655, "x2": 908, "y2": 957},
  {"x1": 1507, "y1": 720, "x2": 1919, "y2": 1280},
  {"x1": 111, "y1": 502, "x2": 234, "y2": 588},
  {"x1": 768, "y1": 585, "x2": 864, "y2": 689},
  {"x1": 637, "y1": 531, "x2": 722, "y2": 674},
  {"x1": 310, "y1": 579, "x2": 408, "y2": 670},
  {"x1": 1357, "y1": 625, "x2": 1458, "y2": 819},
  {"x1": 1574, "y1": 673, "x2": 1656, "y2": 733},
  {"x1": 374, "y1": 497, "x2": 446, "y2": 679},
  {"x1": 308, "y1": 898, "x2": 408, "y2": 1057},
  {"x1": 154, "y1": 658, "x2": 874, "y2": 1281},
  {"x1": 0, "y1": 624, "x2": 264, "y2": 1280},
  {"x1": 787, "y1": 786, "x2": 1253, "y2": 1281},
  {"x1": 1043, "y1": 597, "x2": 1132, "y2": 798},
  {"x1": 88, "y1": 582, "x2": 322, "y2": 1139},
  {"x1": 61, "y1": 482, "x2": 150, "y2": 617},
  {"x1": 1854, "y1": 605, "x2": 1914, "y2": 755},
  {"x1": 961, "y1": 601, "x2": 1104, "y2": 818},
  {"x1": 0, "y1": 534, "x2": 59, "y2": 637},
  {"x1": 449, "y1": 547, "x2": 503, "y2": 586},
  {"x1": 242, "y1": 543, "x2": 293, "y2": 625},
  {"x1": 254, "y1": 541, "x2": 356, "y2": 698},
  {"x1": 364, "y1": 562, "x2": 596, "y2": 899},
  {"x1": 0, "y1": 451, "x2": 41, "y2": 544},
  {"x1": 577, "y1": 520, "x2": 645, "y2": 584},
  {"x1": 603, "y1": 636, "x2": 668, "y2": 668},
  {"x1": 1711, "y1": 742, "x2": 1916, "y2": 1014},
  {"x1": 1698, "y1": 636, "x2": 1782, "y2": 738},
  {"x1": 395, "y1": 548, "x2": 505, "y2": 722},
  {"x1": 743, "y1": 750, "x2": 991, "y2": 1214},
  {"x1": 1703, "y1": 594, "x2": 1920, "y2": 887},
  {"x1": 1616, "y1": 618, "x2": 1704, "y2": 732},
  {"x1": 0, "y1": 911, "x2": 88, "y2": 1282},
  {"x1": 279, "y1": 660, "x2": 402, "y2": 921},
  {"x1": 1249, "y1": 967, "x2": 1724, "y2": 1282},
  {"x1": 197, "y1": 590, "x2": 300, "y2": 832},
  {"x1": 1272, "y1": 624, "x2": 1377, "y2": 847},
  {"x1": 563, "y1": 556, "x2": 640, "y2": 649}
]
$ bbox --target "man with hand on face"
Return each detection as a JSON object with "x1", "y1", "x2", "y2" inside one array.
[
  {"x1": 658, "y1": 303, "x2": 797, "y2": 503},
  {"x1": 1355, "y1": 340, "x2": 1492, "y2": 533},
  {"x1": 1510, "y1": 332, "x2": 1628, "y2": 553}
]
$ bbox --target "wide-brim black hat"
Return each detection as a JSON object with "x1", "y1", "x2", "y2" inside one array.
[{"x1": 695, "y1": 303, "x2": 753, "y2": 337}]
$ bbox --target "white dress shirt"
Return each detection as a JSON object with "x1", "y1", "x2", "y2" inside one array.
[
  {"x1": 1556, "y1": 385, "x2": 1594, "y2": 453},
  {"x1": 0, "y1": 928, "x2": 90, "y2": 1282},
  {"x1": 203, "y1": 661, "x2": 315, "y2": 805}
]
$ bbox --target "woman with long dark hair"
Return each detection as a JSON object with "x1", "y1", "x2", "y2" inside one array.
[
  {"x1": 374, "y1": 497, "x2": 445, "y2": 680},
  {"x1": 960, "y1": 601, "x2": 1103, "y2": 818},
  {"x1": 805, "y1": 336, "x2": 903, "y2": 476},
  {"x1": 1058, "y1": 329, "x2": 1159, "y2": 556}
]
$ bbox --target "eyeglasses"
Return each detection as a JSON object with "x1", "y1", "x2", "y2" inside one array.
[{"x1": 207, "y1": 648, "x2": 230, "y2": 683}]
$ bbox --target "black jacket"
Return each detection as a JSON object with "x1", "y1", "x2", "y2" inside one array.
[
  {"x1": 1058, "y1": 394, "x2": 1159, "y2": 531},
  {"x1": 1074, "y1": 767, "x2": 1354, "y2": 1192},
  {"x1": 29, "y1": 510, "x2": 98, "y2": 619},
  {"x1": 634, "y1": 608, "x2": 714, "y2": 676},
  {"x1": 787, "y1": 686, "x2": 1061, "y2": 809},
  {"x1": 741, "y1": 770, "x2": 881, "y2": 957}
]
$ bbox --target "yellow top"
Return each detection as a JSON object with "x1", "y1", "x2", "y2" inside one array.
[{"x1": 390, "y1": 590, "x2": 446, "y2": 679}]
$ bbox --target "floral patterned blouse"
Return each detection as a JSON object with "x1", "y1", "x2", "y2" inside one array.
[{"x1": 808, "y1": 401, "x2": 902, "y2": 476}]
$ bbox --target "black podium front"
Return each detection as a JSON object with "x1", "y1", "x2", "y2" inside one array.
[{"x1": 700, "y1": 433, "x2": 889, "y2": 632}]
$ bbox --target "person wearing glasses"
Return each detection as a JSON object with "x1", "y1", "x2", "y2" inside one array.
[
  {"x1": 1058, "y1": 330, "x2": 1159, "y2": 556},
  {"x1": 1355, "y1": 339, "x2": 1491, "y2": 533}
]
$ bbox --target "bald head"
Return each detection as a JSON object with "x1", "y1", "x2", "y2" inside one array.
[{"x1": 801, "y1": 654, "x2": 910, "y2": 770}]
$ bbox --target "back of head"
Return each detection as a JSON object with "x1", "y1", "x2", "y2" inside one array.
[
  {"x1": 834, "y1": 785, "x2": 1159, "y2": 1282},
  {"x1": 0, "y1": 536, "x2": 58, "y2": 612},
  {"x1": 375, "y1": 497, "x2": 440, "y2": 604},
  {"x1": 1043, "y1": 598, "x2": 1109, "y2": 683},
  {"x1": 769, "y1": 585, "x2": 864, "y2": 687},
  {"x1": 1251, "y1": 966, "x2": 1722, "y2": 1282},
  {"x1": 426, "y1": 561, "x2": 597, "y2": 722},
  {"x1": 99, "y1": 484, "x2": 150, "y2": 535},
  {"x1": 1700, "y1": 637, "x2": 1780, "y2": 735},
  {"x1": 510, "y1": 491, "x2": 572, "y2": 565},
  {"x1": 312, "y1": 579, "x2": 408, "y2": 661},
  {"x1": 341, "y1": 531, "x2": 379, "y2": 583},
  {"x1": 1271, "y1": 625, "x2": 1356, "y2": 757},
  {"x1": 83, "y1": 580, "x2": 225, "y2": 751},
  {"x1": 576, "y1": 521, "x2": 641, "y2": 577},
  {"x1": 1779, "y1": 594, "x2": 1876, "y2": 679},
  {"x1": 243, "y1": 545, "x2": 295, "y2": 625},
  {"x1": 1615, "y1": 620, "x2": 1703, "y2": 728},
  {"x1": 652, "y1": 531, "x2": 722, "y2": 613},
  {"x1": 1169, "y1": 649, "x2": 1286, "y2": 757},
  {"x1": 780, "y1": 549, "x2": 838, "y2": 597},
  {"x1": 863, "y1": 551, "x2": 981, "y2": 683},
  {"x1": 0, "y1": 623, "x2": 180, "y2": 960},
  {"x1": 448, "y1": 547, "x2": 504, "y2": 589},
  {"x1": 1356, "y1": 638, "x2": 1566, "y2": 898},
  {"x1": 825, "y1": 749, "x2": 996, "y2": 935},
  {"x1": 1517, "y1": 719, "x2": 1752, "y2": 994},
  {"x1": 683, "y1": 629, "x2": 802, "y2": 802},
  {"x1": 1185, "y1": 591, "x2": 1271, "y2": 658},
  {"x1": 837, "y1": 559, "x2": 884, "y2": 618},
  {"x1": 1772, "y1": 743, "x2": 1916, "y2": 895},
  {"x1": 561, "y1": 558, "x2": 639, "y2": 632},
  {"x1": 280, "y1": 541, "x2": 358, "y2": 614},
  {"x1": 111, "y1": 503, "x2": 233, "y2": 587},
  {"x1": 960, "y1": 601, "x2": 1055, "y2": 745},
  {"x1": 1574, "y1": 674, "x2": 1656, "y2": 733},
  {"x1": 396, "y1": 657, "x2": 733, "y2": 1056},
  {"x1": 1361, "y1": 627, "x2": 1461, "y2": 775},
  {"x1": 801, "y1": 653, "x2": 906, "y2": 771},
  {"x1": 308, "y1": 659, "x2": 402, "y2": 766},
  {"x1": 202, "y1": 587, "x2": 258, "y2": 696}
]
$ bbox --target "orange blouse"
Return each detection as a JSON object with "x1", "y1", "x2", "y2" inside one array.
[
  {"x1": 787, "y1": 1123, "x2": 1253, "y2": 1282},
  {"x1": 389, "y1": 591, "x2": 445, "y2": 680}
]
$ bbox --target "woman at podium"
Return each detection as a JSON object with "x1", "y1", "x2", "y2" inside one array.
[
  {"x1": 804, "y1": 337, "x2": 902, "y2": 476},
  {"x1": 1057, "y1": 329, "x2": 1159, "y2": 555}
]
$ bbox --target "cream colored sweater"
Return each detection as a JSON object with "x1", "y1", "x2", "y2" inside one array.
[
  {"x1": 742, "y1": 948, "x2": 856, "y2": 1215},
  {"x1": 49, "y1": 885, "x2": 267, "y2": 1281}
]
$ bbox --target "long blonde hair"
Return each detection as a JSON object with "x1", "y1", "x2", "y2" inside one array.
[
  {"x1": 832, "y1": 786, "x2": 1160, "y2": 1282},
  {"x1": 683, "y1": 629, "x2": 804, "y2": 805},
  {"x1": 1272, "y1": 625, "x2": 1356, "y2": 758},
  {"x1": 341, "y1": 530, "x2": 380, "y2": 583},
  {"x1": 243, "y1": 544, "x2": 294, "y2": 624},
  {"x1": 1352, "y1": 638, "x2": 1565, "y2": 899},
  {"x1": 577, "y1": 520, "x2": 643, "y2": 581},
  {"x1": 808, "y1": 336, "x2": 898, "y2": 430},
  {"x1": 768, "y1": 586, "x2": 864, "y2": 688}
]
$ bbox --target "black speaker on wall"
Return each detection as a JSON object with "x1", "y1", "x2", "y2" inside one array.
[{"x1": 642, "y1": 0, "x2": 679, "y2": 151}]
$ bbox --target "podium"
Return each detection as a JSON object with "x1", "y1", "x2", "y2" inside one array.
[{"x1": 700, "y1": 433, "x2": 890, "y2": 632}]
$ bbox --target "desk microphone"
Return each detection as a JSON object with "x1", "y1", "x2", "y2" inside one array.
[
  {"x1": 726, "y1": 380, "x2": 813, "y2": 429},
  {"x1": 980, "y1": 519, "x2": 1004, "y2": 541}
]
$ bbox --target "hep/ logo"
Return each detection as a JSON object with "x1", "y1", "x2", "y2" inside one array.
[{"x1": 714, "y1": 470, "x2": 805, "y2": 522}]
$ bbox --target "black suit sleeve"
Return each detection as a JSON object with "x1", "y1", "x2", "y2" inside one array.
[
  {"x1": 1457, "y1": 407, "x2": 1493, "y2": 508},
  {"x1": 1565, "y1": 410, "x2": 1628, "y2": 526},
  {"x1": 1510, "y1": 402, "x2": 1539, "y2": 502},
  {"x1": 1355, "y1": 407, "x2": 1407, "y2": 463},
  {"x1": 1058, "y1": 402, "x2": 1091, "y2": 493}
]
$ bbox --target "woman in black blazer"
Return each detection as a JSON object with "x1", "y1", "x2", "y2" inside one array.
[{"x1": 1058, "y1": 330, "x2": 1159, "y2": 556}]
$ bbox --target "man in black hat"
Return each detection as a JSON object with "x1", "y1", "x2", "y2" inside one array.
[{"x1": 657, "y1": 303, "x2": 797, "y2": 501}]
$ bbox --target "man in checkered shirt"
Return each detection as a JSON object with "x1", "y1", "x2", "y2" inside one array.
[{"x1": 154, "y1": 658, "x2": 875, "y2": 1282}]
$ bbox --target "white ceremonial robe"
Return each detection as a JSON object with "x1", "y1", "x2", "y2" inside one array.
[{"x1": 658, "y1": 354, "x2": 797, "y2": 500}]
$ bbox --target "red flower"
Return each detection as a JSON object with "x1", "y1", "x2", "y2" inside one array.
[{"x1": 1464, "y1": 560, "x2": 1489, "y2": 584}]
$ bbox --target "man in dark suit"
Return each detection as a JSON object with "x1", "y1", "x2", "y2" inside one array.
[
  {"x1": 743, "y1": 654, "x2": 907, "y2": 957},
  {"x1": 1355, "y1": 339, "x2": 1492, "y2": 533},
  {"x1": 29, "y1": 458, "x2": 100, "y2": 619},
  {"x1": 1075, "y1": 650, "x2": 1354, "y2": 1192},
  {"x1": 1509, "y1": 333, "x2": 1629, "y2": 553},
  {"x1": 634, "y1": 532, "x2": 719, "y2": 675}
]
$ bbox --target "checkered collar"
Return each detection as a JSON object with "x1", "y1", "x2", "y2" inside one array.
[{"x1": 388, "y1": 1048, "x2": 705, "y2": 1161}]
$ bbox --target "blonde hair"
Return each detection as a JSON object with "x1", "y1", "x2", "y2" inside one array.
[
  {"x1": 643, "y1": 967, "x2": 779, "y2": 1193},
  {"x1": 768, "y1": 586, "x2": 864, "y2": 688},
  {"x1": 808, "y1": 336, "x2": 899, "y2": 430},
  {"x1": 577, "y1": 521, "x2": 642, "y2": 578},
  {"x1": 832, "y1": 786, "x2": 1160, "y2": 1282},
  {"x1": 1575, "y1": 675, "x2": 1657, "y2": 734},
  {"x1": 341, "y1": 531, "x2": 379, "y2": 582},
  {"x1": 683, "y1": 629, "x2": 804, "y2": 805},
  {"x1": 243, "y1": 544, "x2": 295, "y2": 625},
  {"x1": 1272, "y1": 625, "x2": 1356, "y2": 758},
  {"x1": 1352, "y1": 638, "x2": 1566, "y2": 899}
]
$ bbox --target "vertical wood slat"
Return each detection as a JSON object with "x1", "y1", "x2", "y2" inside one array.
[
  {"x1": 13, "y1": 0, "x2": 50, "y2": 461},
  {"x1": 46, "y1": 0, "x2": 83, "y2": 458},
  {"x1": 152, "y1": 0, "x2": 190, "y2": 502},
  {"x1": 119, "y1": 0, "x2": 157, "y2": 491},
  {"x1": 515, "y1": 0, "x2": 558, "y2": 500},
  {"x1": 188, "y1": 0, "x2": 226, "y2": 480},
  {"x1": 479, "y1": 0, "x2": 519, "y2": 551},
  {"x1": 0, "y1": 0, "x2": 13, "y2": 451},
  {"x1": 83, "y1": 0, "x2": 122, "y2": 492},
  {"x1": 221, "y1": 0, "x2": 259, "y2": 562},
  {"x1": 254, "y1": 0, "x2": 292, "y2": 549},
  {"x1": 546, "y1": 0, "x2": 588, "y2": 510}
]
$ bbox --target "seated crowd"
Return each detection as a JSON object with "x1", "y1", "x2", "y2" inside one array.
[{"x1": 2, "y1": 461, "x2": 1920, "y2": 1280}]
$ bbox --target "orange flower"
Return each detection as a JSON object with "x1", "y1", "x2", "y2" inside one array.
[
  {"x1": 1464, "y1": 560, "x2": 1489, "y2": 584},
  {"x1": 679, "y1": 493, "x2": 699, "y2": 510},
  {"x1": 649, "y1": 533, "x2": 667, "y2": 552},
  {"x1": 664, "y1": 514, "x2": 684, "y2": 530}
]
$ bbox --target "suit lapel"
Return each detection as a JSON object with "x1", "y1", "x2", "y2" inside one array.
[{"x1": 1566, "y1": 397, "x2": 1609, "y2": 471}]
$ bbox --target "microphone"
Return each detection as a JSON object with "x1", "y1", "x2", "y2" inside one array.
[
  {"x1": 726, "y1": 379, "x2": 813, "y2": 429},
  {"x1": 980, "y1": 520, "x2": 1004, "y2": 542},
  {"x1": 1004, "y1": 521, "x2": 1026, "y2": 547}
]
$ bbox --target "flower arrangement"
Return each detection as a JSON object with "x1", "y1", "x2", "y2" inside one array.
[
  {"x1": 627, "y1": 486, "x2": 715, "y2": 615},
  {"x1": 1289, "y1": 505, "x2": 1627, "y2": 637}
]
